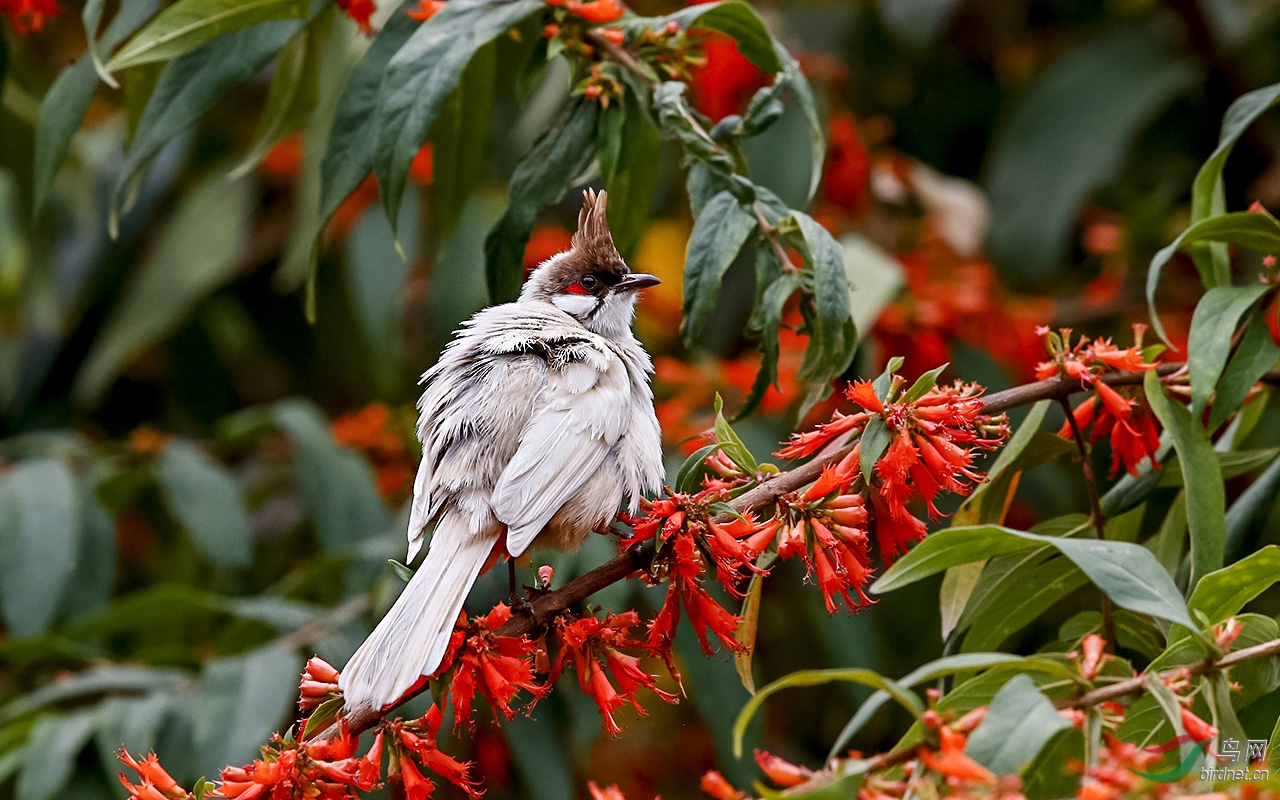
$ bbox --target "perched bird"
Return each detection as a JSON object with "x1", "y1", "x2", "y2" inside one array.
[{"x1": 339, "y1": 190, "x2": 665, "y2": 712}]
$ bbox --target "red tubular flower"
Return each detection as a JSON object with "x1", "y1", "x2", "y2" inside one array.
[
  {"x1": 447, "y1": 605, "x2": 546, "y2": 727},
  {"x1": 399, "y1": 755, "x2": 436, "y2": 800},
  {"x1": 917, "y1": 727, "x2": 996, "y2": 784},
  {"x1": 777, "y1": 410, "x2": 868, "y2": 458},
  {"x1": 1079, "y1": 633, "x2": 1106, "y2": 680},
  {"x1": 565, "y1": 0, "x2": 624, "y2": 21},
  {"x1": 754, "y1": 750, "x2": 815, "y2": 787},
  {"x1": 700, "y1": 770, "x2": 746, "y2": 800},
  {"x1": 1180, "y1": 708, "x2": 1218, "y2": 742}
]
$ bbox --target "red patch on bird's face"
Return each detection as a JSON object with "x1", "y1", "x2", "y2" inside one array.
[{"x1": 565, "y1": 282, "x2": 589, "y2": 295}]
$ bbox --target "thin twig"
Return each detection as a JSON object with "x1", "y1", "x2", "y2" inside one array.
[
  {"x1": 1057, "y1": 395, "x2": 1117, "y2": 649},
  {"x1": 327, "y1": 365, "x2": 1280, "y2": 737}
]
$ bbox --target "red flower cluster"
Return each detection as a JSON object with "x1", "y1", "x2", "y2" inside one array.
[
  {"x1": 550, "y1": 610, "x2": 677, "y2": 736},
  {"x1": 118, "y1": 750, "x2": 191, "y2": 800},
  {"x1": 0, "y1": 0, "x2": 60, "y2": 34},
  {"x1": 1039, "y1": 326, "x2": 1161, "y2": 477},
  {"x1": 439, "y1": 604, "x2": 547, "y2": 727},
  {"x1": 636, "y1": 495, "x2": 748, "y2": 665},
  {"x1": 779, "y1": 371, "x2": 1007, "y2": 563},
  {"x1": 386, "y1": 706, "x2": 483, "y2": 799},
  {"x1": 775, "y1": 448, "x2": 875, "y2": 613},
  {"x1": 299, "y1": 655, "x2": 343, "y2": 712}
]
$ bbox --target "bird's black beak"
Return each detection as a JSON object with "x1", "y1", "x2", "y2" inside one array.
[{"x1": 613, "y1": 273, "x2": 661, "y2": 293}]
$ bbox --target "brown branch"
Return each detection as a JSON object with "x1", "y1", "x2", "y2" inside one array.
[
  {"x1": 329, "y1": 364, "x2": 1280, "y2": 737},
  {"x1": 1058, "y1": 636, "x2": 1280, "y2": 709}
]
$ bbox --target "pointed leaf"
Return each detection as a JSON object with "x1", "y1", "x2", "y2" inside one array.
[
  {"x1": 1147, "y1": 211, "x2": 1280, "y2": 344},
  {"x1": 682, "y1": 191, "x2": 758, "y2": 344},
  {"x1": 156, "y1": 440, "x2": 254, "y2": 567},
  {"x1": 1186, "y1": 545, "x2": 1280, "y2": 626},
  {"x1": 1145, "y1": 370, "x2": 1226, "y2": 589},
  {"x1": 484, "y1": 100, "x2": 599, "y2": 302},
  {"x1": 107, "y1": 0, "x2": 309, "y2": 71},
  {"x1": 372, "y1": 0, "x2": 543, "y2": 229},
  {"x1": 76, "y1": 172, "x2": 253, "y2": 404},
  {"x1": 0, "y1": 460, "x2": 80, "y2": 636},
  {"x1": 1187, "y1": 284, "x2": 1270, "y2": 414},
  {"x1": 964, "y1": 675, "x2": 1071, "y2": 774},
  {"x1": 733, "y1": 668, "x2": 922, "y2": 758},
  {"x1": 1210, "y1": 313, "x2": 1280, "y2": 430},
  {"x1": 432, "y1": 42, "x2": 497, "y2": 237}
]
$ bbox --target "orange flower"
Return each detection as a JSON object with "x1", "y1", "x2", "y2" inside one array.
[
  {"x1": 1180, "y1": 708, "x2": 1218, "y2": 742},
  {"x1": 565, "y1": 0, "x2": 624, "y2": 22},
  {"x1": 917, "y1": 726, "x2": 996, "y2": 784},
  {"x1": 523, "y1": 224, "x2": 574, "y2": 272},
  {"x1": 259, "y1": 133, "x2": 303, "y2": 178},
  {"x1": 406, "y1": 0, "x2": 445, "y2": 19},
  {"x1": 700, "y1": 770, "x2": 746, "y2": 800},
  {"x1": 448, "y1": 605, "x2": 547, "y2": 727},
  {"x1": 1079, "y1": 633, "x2": 1105, "y2": 680},
  {"x1": 687, "y1": 32, "x2": 769, "y2": 122},
  {"x1": 754, "y1": 750, "x2": 815, "y2": 787}
]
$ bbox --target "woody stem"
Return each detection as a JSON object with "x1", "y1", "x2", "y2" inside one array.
[
  {"x1": 324, "y1": 363, "x2": 1280, "y2": 739},
  {"x1": 1057, "y1": 396, "x2": 1117, "y2": 650}
]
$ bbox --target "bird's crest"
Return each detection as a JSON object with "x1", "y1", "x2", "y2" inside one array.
[{"x1": 571, "y1": 189, "x2": 622, "y2": 267}]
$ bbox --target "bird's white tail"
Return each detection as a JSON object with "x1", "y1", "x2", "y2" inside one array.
[{"x1": 339, "y1": 516, "x2": 494, "y2": 711}]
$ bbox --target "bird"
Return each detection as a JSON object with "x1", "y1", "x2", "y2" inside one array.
[{"x1": 339, "y1": 189, "x2": 666, "y2": 712}]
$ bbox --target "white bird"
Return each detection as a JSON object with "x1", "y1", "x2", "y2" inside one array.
[{"x1": 339, "y1": 190, "x2": 666, "y2": 712}]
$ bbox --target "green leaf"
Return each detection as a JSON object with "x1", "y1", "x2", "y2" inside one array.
[
  {"x1": 372, "y1": 0, "x2": 544, "y2": 230},
  {"x1": 713, "y1": 394, "x2": 758, "y2": 473},
  {"x1": 1156, "y1": 447, "x2": 1278, "y2": 487},
  {"x1": 775, "y1": 41, "x2": 824, "y2": 203},
  {"x1": 1187, "y1": 284, "x2": 1271, "y2": 415},
  {"x1": 107, "y1": 0, "x2": 309, "y2": 71},
  {"x1": 113, "y1": 20, "x2": 302, "y2": 226},
  {"x1": 956, "y1": 400, "x2": 1051, "y2": 525},
  {"x1": 15, "y1": 710, "x2": 98, "y2": 800},
  {"x1": 155, "y1": 440, "x2": 254, "y2": 568},
  {"x1": 827, "y1": 653, "x2": 1071, "y2": 760},
  {"x1": 654, "y1": 81, "x2": 742, "y2": 182},
  {"x1": 902, "y1": 363, "x2": 948, "y2": 404},
  {"x1": 0, "y1": 460, "x2": 81, "y2": 637},
  {"x1": 273, "y1": 399, "x2": 388, "y2": 552},
  {"x1": 965, "y1": 675, "x2": 1072, "y2": 774},
  {"x1": 300, "y1": 695, "x2": 344, "y2": 739},
  {"x1": 76, "y1": 172, "x2": 253, "y2": 405},
  {"x1": 794, "y1": 211, "x2": 857, "y2": 383},
  {"x1": 681, "y1": 191, "x2": 758, "y2": 344},
  {"x1": 1210, "y1": 314, "x2": 1280, "y2": 431},
  {"x1": 859, "y1": 416, "x2": 890, "y2": 485},
  {"x1": 647, "y1": 1, "x2": 780, "y2": 74},
  {"x1": 1022, "y1": 727, "x2": 1085, "y2": 800},
  {"x1": 1148, "y1": 212, "x2": 1280, "y2": 344},
  {"x1": 432, "y1": 42, "x2": 498, "y2": 238},
  {"x1": 1226, "y1": 458, "x2": 1280, "y2": 555},
  {"x1": 0, "y1": 665, "x2": 186, "y2": 725},
  {"x1": 193, "y1": 645, "x2": 299, "y2": 777},
  {"x1": 1059, "y1": 609, "x2": 1166, "y2": 660},
  {"x1": 960, "y1": 556, "x2": 1088, "y2": 653},
  {"x1": 33, "y1": 0, "x2": 160, "y2": 214},
  {"x1": 984, "y1": 26, "x2": 1197, "y2": 282},
  {"x1": 229, "y1": 13, "x2": 325, "y2": 179},
  {"x1": 1145, "y1": 370, "x2": 1226, "y2": 589},
  {"x1": 675, "y1": 444, "x2": 722, "y2": 494},
  {"x1": 733, "y1": 668, "x2": 922, "y2": 758},
  {"x1": 318, "y1": 2, "x2": 418, "y2": 237},
  {"x1": 598, "y1": 87, "x2": 662, "y2": 257},
  {"x1": 484, "y1": 100, "x2": 599, "y2": 302},
  {"x1": 872, "y1": 524, "x2": 1200, "y2": 633},
  {"x1": 92, "y1": 693, "x2": 171, "y2": 774},
  {"x1": 736, "y1": 267, "x2": 800, "y2": 419},
  {"x1": 1191, "y1": 81, "x2": 1280, "y2": 225},
  {"x1": 1186, "y1": 546, "x2": 1280, "y2": 626},
  {"x1": 939, "y1": 562, "x2": 984, "y2": 640},
  {"x1": 735, "y1": 573, "x2": 764, "y2": 694}
]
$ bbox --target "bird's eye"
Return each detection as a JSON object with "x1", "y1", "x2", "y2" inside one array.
[{"x1": 579, "y1": 275, "x2": 598, "y2": 290}]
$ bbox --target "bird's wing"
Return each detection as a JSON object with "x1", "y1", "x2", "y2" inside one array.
[{"x1": 491, "y1": 349, "x2": 630, "y2": 557}]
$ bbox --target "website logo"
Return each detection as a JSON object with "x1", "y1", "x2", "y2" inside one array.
[{"x1": 1130, "y1": 735, "x2": 1270, "y2": 783}]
